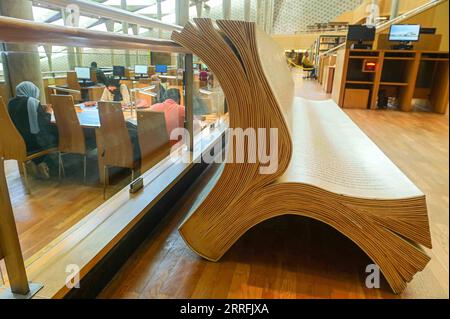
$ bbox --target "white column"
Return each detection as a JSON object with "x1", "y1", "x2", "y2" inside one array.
[
  {"x1": 244, "y1": 0, "x2": 251, "y2": 21},
  {"x1": 223, "y1": 0, "x2": 231, "y2": 19},
  {"x1": 175, "y1": 0, "x2": 189, "y2": 26},
  {"x1": 196, "y1": 1, "x2": 203, "y2": 18},
  {"x1": 157, "y1": 0, "x2": 163, "y2": 38},
  {"x1": 390, "y1": 0, "x2": 399, "y2": 20}
]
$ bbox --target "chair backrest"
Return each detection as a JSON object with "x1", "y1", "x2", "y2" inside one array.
[
  {"x1": 67, "y1": 71, "x2": 81, "y2": 90},
  {"x1": 50, "y1": 94, "x2": 86, "y2": 154},
  {"x1": 97, "y1": 101, "x2": 134, "y2": 169},
  {"x1": 137, "y1": 110, "x2": 169, "y2": 161},
  {"x1": 0, "y1": 96, "x2": 27, "y2": 161}
]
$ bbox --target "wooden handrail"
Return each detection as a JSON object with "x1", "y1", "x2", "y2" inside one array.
[
  {"x1": 0, "y1": 16, "x2": 189, "y2": 53},
  {"x1": 0, "y1": 158, "x2": 30, "y2": 295}
]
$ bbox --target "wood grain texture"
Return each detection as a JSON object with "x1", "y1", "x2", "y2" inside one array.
[
  {"x1": 100, "y1": 72, "x2": 448, "y2": 299},
  {"x1": 137, "y1": 110, "x2": 171, "y2": 173},
  {"x1": 51, "y1": 95, "x2": 86, "y2": 154},
  {"x1": 171, "y1": 19, "x2": 432, "y2": 294},
  {"x1": 98, "y1": 102, "x2": 135, "y2": 170},
  {"x1": 0, "y1": 96, "x2": 28, "y2": 161}
]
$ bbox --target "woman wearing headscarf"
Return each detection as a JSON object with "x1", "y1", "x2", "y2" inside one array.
[{"x1": 8, "y1": 81, "x2": 58, "y2": 179}]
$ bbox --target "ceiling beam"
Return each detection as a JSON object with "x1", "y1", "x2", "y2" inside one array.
[{"x1": 35, "y1": 0, "x2": 183, "y2": 32}]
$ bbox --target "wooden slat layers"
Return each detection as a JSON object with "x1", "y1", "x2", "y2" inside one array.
[{"x1": 171, "y1": 19, "x2": 432, "y2": 294}]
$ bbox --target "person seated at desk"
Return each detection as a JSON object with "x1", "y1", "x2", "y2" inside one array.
[
  {"x1": 8, "y1": 81, "x2": 58, "y2": 179},
  {"x1": 100, "y1": 78, "x2": 131, "y2": 106},
  {"x1": 90, "y1": 61, "x2": 107, "y2": 85},
  {"x1": 301, "y1": 52, "x2": 316, "y2": 78},
  {"x1": 150, "y1": 88, "x2": 185, "y2": 140},
  {"x1": 150, "y1": 74, "x2": 167, "y2": 103}
]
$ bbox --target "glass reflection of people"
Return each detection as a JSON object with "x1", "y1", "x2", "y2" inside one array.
[
  {"x1": 90, "y1": 61, "x2": 107, "y2": 84},
  {"x1": 150, "y1": 74, "x2": 166, "y2": 103},
  {"x1": 150, "y1": 88, "x2": 185, "y2": 140},
  {"x1": 7, "y1": 81, "x2": 58, "y2": 179},
  {"x1": 99, "y1": 77, "x2": 140, "y2": 167},
  {"x1": 100, "y1": 78, "x2": 131, "y2": 106},
  {"x1": 199, "y1": 67, "x2": 209, "y2": 88}
]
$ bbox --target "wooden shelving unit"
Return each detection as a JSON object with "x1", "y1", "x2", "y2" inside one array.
[
  {"x1": 332, "y1": 49, "x2": 449, "y2": 113},
  {"x1": 312, "y1": 35, "x2": 346, "y2": 65}
]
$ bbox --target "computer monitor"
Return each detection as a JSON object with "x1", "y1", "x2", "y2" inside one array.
[
  {"x1": 389, "y1": 24, "x2": 421, "y2": 42},
  {"x1": 113, "y1": 65, "x2": 125, "y2": 78},
  {"x1": 75, "y1": 67, "x2": 91, "y2": 81},
  {"x1": 347, "y1": 25, "x2": 376, "y2": 43},
  {"x1": 134, "y1": 65, "x2": 148, "y2": 76},
  {"x1": 155, "y1": 64, "x2": 168, "y2": 73}
]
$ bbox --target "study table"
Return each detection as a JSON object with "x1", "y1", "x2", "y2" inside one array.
[
  {"x1": 50, "y1": 103, "x2": 137, "y2": 128},
  {"x1": 50, "y1": 104, "x2": 220, "y2": 184},
  {"x1": 50, "y1": 104, "x2": 140, "y2": 183}
]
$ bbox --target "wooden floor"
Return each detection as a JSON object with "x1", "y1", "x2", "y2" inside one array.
[
  {"x1": 2, "y1": 155, "x2": 135, "y2": 261},
  {"x1": 99, "y1": 69, "x2": 449, "y2": 299}
]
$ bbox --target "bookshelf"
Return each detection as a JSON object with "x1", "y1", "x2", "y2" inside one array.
[
  {"x1": 332, "y1": 49, "x2": 449, "y2": 113},
  {"x1": 312, "y1": 35, "x2": 346, "y2": 66}
]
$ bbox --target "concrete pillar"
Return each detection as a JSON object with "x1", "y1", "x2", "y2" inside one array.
[
  {"x1": 157, "y1": 0, "x2": 163, "y2": 38},
  {"x1": 61, "y1": 8, "x2": 77, "y2": 70},
  {"x1": 263, "y1": 0, "x2": 274, "y2": 34},
  {"x1": 390, "y1": 0, "x2": 399, "y2": 20},
  {"x1": 223, "y1": 0, "x2": 231, "y2": 20},
  {"x1": 196, "y1": 1, "x2": 203, "y2": 18},
  {"x1": 0, "y1": 0, "x2": 46, "y2": 102},
  {"x1": 105, "y1": 19, "x2": 116, "y2": 66},
  {"x1": 256, "y1": 0, "x2": 264, "y2": 27},
  {"x1": 175, "y1": 0, "x2": 189, "y2": 68},
  {"x1": 244, "y1": 0, "x2": 251, "y2": 21},
  {"x1": 175, "y1": 0, "x2": 189, "y2": 26},
  {"x1": 121, "y1": 0, "x2": 131, "y2": 67},
  {"x1": 131, "y1": 24, "x2": 140, "y2": 35},
  {"x1": 43, "y1": 45, "x2": 53, "y2": 72}
]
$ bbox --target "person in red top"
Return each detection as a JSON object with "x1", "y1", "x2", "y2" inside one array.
[
  {"x1": 199, "y1": 68, "x2": 209, "y2": 82},
  {"x1": 150, "y1": 88, "x2": 185, "y2": 140}
]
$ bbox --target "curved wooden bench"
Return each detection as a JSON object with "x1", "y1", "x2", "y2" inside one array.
[{"x1": 171, "y1": 19, "x2": 432, "y2": 294}]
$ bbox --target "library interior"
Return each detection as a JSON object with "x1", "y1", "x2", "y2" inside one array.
[{"x1": 0, "y1": 0, "x2": 448, "y2": 300}]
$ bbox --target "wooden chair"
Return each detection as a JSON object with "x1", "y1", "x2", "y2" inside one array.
[
  {"x1": 97, "y1": 101, "x2": 137, "y2": 198},
  {"x1": 137, "y1": 110, "x2": 170, "y2": 173},
  {"x1": 50, "y1": 94, "x2": 88, "y2": 183},
  {"x1": 0, "y1": 96, "x2": 58, "y2": 194}
]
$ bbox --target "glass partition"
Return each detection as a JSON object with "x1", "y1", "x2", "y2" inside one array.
[
  {"x1": 0, "y1": 44, "x2": 196, "y2": 261},
  {"x1": 192, "y1": 57, "x2": 227, "y2": 145}
]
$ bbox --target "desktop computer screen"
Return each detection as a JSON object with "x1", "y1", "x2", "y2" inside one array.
[
  {"x1": 113, "y1": 66, "x2": 125, "y2": 78},
  {"x1": 155, "y1": 64, "x2": 168, "y2": 73},
  {"x1": 134, "y1": 65, "x2": 148, "y2": 75},
  {"x1": 389, "y1": 24, "x2": 421, "y2": 42},
  {"x1": 347, "y1": 25, "x2": 376, "y2": 43},
  {"x1": 75, "y1": 67, "x2": 91, "y2": 80}
]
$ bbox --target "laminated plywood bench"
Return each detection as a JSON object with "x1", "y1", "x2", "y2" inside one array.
[{"x1": 171, "y1": 19, "x2": 432, "y2": 294}]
